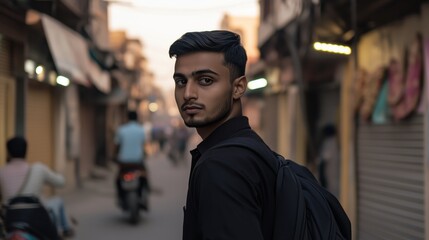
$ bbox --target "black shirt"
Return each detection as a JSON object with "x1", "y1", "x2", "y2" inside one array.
[{"x1": 183, "y1": 116, "x2": 277, "y2": 240}]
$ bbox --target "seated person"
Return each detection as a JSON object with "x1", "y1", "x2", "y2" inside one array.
[{"x1": 0, "y1": 136, "x2": 74, "y2": 238}]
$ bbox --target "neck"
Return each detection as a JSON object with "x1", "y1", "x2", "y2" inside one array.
[
  {"x1": 196, "y1": 100, "x2": 242, "y2": 140},
  {"x1": 197, "y1": 112, "x2": 242, "y2": 140}
]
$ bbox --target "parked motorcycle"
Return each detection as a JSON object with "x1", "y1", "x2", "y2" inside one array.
[{"x1": 117, "y1": 169, "x2": 149, "y2": 224}]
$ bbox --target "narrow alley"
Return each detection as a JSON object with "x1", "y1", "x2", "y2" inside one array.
[{"x1": 63, "y1": 152, "x2": 190, "y2": 240}]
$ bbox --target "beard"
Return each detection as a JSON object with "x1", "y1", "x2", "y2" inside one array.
[{"x1": 182, "y1": 96, "x2": 232, "y2": 128}]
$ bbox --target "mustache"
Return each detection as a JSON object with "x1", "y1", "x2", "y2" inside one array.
[{"x1": 181, "y1": 102, "x2": 204, "y2": 111}]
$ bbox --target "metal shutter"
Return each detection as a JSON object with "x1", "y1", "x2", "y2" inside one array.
[
  {"x1": 25, "y1": 83, "x2": 54, "y2": 167},
  {"x1": 0, "y1": 36, "x2": 11, "y2": 166},
  {"x1": 357, "y1": 115, "x2": 424, "y2": 240}
]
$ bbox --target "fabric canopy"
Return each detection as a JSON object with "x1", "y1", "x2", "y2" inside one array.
[{"x1": 41, "y1": 14, "x2": 111, "y2": 93}]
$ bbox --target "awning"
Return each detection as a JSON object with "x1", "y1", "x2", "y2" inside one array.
[
  {"x1": 41, "y1": 14, "x2": 89, "y2": 86},
  {"x1": 93, "y1": 87, "x2": 128, "y2": 105},
  {"x1": 39, "y1": 13, "x2": 111, "y2": 93},
  {"x1": 87, "y1": 60, "x2": 111, "y2": 93}
]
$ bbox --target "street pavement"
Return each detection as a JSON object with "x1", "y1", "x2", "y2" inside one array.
[{"x1": 63, "y1": 151, "x2": 190, "y2": 240}]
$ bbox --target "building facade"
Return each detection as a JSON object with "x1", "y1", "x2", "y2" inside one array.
[
  {"x1": 0, "y1": 0, "x2": 113, "y2": 190},
  {"x1": 257, "y1": 0, "x2": 429, "y2": 239}
]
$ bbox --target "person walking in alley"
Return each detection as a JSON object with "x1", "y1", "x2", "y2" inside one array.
[
  {"x1": 0, "y1": 136, "x2": 75, "y2": 238},
  {"x1": 169, "y1": 30, "x2": 278, "y2": 240},
  {"x1": 114, "y1": 111, "x2": 149, "y2": 208},
  {"x1": 168, "y1": 118, "x2": 192, "y2": 166}
]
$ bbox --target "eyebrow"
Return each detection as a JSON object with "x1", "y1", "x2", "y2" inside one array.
[
  {"x1": 191, "y1": 69, "x2": 219, "y2": 76},
  {"x1": 173, "y1": 73, "x2": 185, "y2": 79},
  {"x1": 173, "y1": 69, "x2": 219, "y2": 79}
]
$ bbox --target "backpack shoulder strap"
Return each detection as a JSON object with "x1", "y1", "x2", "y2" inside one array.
[
  {"x1": 211, "y1": 137, "x2": 303, "y2": 239},
  {"x1": 17, "y1": 164, "x2": 33, "y2": 195},
  {"x1": 210, "y1": 136, "x2": 280, "y2": 172}
]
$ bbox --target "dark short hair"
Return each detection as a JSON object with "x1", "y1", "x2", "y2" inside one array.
[
  {"x1": 128, "y1": 111, "x2": 138, "y2": 121},
  {"x1": 7, "y1": 136, "x2": 27, "y2": 158},
  {"x1": 169, "y1": 30, "x2": 247, "y2": 80}
]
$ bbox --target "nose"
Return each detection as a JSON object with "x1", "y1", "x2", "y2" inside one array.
[{"x1": 183, "y1": 80, "x2": 197, "y2": 100}]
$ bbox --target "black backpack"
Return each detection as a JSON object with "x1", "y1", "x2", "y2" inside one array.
[{"x1": 216, "y1": 137, "x2": 351, "y2": 240}]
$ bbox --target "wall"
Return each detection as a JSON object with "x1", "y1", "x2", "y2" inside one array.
[
  {"x1": 79, "y1": 99, "x2": 96, "y2": 180},
  {"x1": 357, "y1": 15, "x2": 423, "y2": 72}
]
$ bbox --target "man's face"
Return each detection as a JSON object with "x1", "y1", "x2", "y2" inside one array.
[{"x1": 173, "y1": 52, "x2": 234, "y2": 131}]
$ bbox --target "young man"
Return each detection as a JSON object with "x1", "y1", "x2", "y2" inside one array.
[{"x1": 169, "y1": 30, "x2": 277, "y2": 240}]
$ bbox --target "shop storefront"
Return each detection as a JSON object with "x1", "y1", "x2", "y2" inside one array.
[
  {"x1": 0, "y1": 5, "x2": 26, "y2": 165},
  {"x1": 356, "y1": 115, "x2": 424, "y2": 239},
  {"x1": 25, "y1": 82, "x2": 55, "y2": 167},
  {"x1": 24, "y1": 11, "x2": 112, "y2": 185},
  {"x1": 351, "y1": 8, "x2": 429, "y2": 239},
  {"x1": 0, "y1": 36, "x2": 16, "y2": 165},
  {"x1": 79, "y1": 91, "x2": 97, "y2": 179},
  {"x1": 24, "y1": 14, "x2": 60, "y2": 169},
  {"x1": 256, "y1": 54, "x2": 308, "y2": 165},
  {"x1": 256, "y1": 0, "x2": 429, "y2": 239}
]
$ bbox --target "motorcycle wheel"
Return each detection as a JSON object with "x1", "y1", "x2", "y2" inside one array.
[
  {"x1": 140, "y1": 186, "x2": 149, "y2": 211},
  {"x1": 127, "y1": 192, "x2": 140, "y2": 224}
]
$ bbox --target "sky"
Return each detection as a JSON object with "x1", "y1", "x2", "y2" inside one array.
[{"x1": 108, "y1": 0, "x2": 259, "y2": 92}]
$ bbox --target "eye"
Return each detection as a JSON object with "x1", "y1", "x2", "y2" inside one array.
[
  {"x1": 175, "y1": 78, "x2": 187, "y2": 87},
  {"x1": 199, "y1": 77, "x2": 213, "y2": 86}
]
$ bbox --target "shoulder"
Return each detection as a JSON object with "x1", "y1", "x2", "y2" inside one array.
[
  {"x1": 205, "y1": 145, "x2": 259, "y2": 164},
  {"x1": 204, "y1": 135, "x2": 270, "y2": 165},
  {"x1": 31, "y1": 162, "x2": 50, "y2": 171},
  {"x1": 118, "y1": 123, "x2": 130, "y2": 130},
  {"x1": 135, "y1": 125, "x2": 145, "y2": 135},
  {"x1": 31, "y1": 163, "x2": 58, "y2": 175},
  {"x1": 129, "y1": 123, "x2": 145, "y2": 131},
  {"x1": 194, "y1": 145, "x2": 269, "y2": 182}
]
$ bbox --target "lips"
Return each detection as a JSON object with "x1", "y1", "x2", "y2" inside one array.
[{"x1": 181, "y1": 104, "x2": 203, "y2": 115}]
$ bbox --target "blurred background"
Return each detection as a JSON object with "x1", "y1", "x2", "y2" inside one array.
[{"x1": 1, "y1": 0, "x2": 429, "y2": 239}]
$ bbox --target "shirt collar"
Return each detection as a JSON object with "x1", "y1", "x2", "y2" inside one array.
[{"x1": 195, "y1": 116, "x2": 251, "y2": 155}]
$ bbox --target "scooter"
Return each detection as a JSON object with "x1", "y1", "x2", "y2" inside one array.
[
  {"x1": 5, "y1": 224, "x2": 45, "y2": 240},
  {"x1": 2, "y1": 195, "x2": 61, "y2": 240},
  {"x1": 118, "y1": 169, "x2": 149, "y2": 224}
]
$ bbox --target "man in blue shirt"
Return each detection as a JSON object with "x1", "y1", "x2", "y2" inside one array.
[
  {"x1": 114, "y1": 111, "x2": 148, "y2": 209},
  {"x1": 115, "y1": 111, "x2": 146, "y2": 164}
]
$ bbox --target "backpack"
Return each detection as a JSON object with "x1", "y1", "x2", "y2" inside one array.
[{"x1": 215, "y1": 137, "x2": 351, "y2": 240}]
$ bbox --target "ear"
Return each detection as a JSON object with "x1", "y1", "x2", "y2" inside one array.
[{"x1": 232, "y1": 76, "x2": 247, "y2": 100}]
